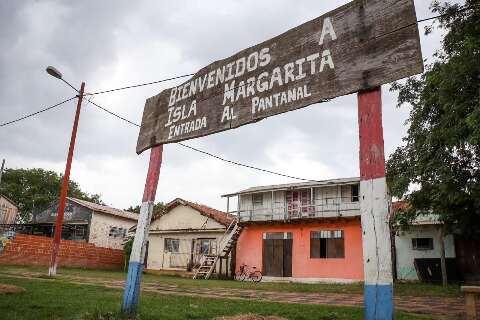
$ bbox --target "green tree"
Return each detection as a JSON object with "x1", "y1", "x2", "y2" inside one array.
[
  {"x1": 0, "y1": 168, "x2": 104, "y2": 222},
  {"x1": 125, "y1": 202, "x2": 165, "y2": 215},
  {"x1": 387, "y1": 0, "x2": 480, "y2": 239}
]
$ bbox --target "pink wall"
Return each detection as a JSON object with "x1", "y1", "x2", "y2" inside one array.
[{"x1": 236, "y1": 219, "x2": 364, "y2": 280}]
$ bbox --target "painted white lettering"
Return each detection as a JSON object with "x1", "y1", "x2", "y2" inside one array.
[
  {"x1": 319, "y1": 17, "x2": 337, "y2": 45},
  {"x1": 246, "y1": 77, "x2": 256, "y2": 97},
  {"x1": 284, "y1": 63, "x2": 295, "y2": 84},
  {"x1": 269, "y1": 67, "x2": 283, "y2": 89},
  {"x1": 306, "y1": 53, "x2": 320, "y2": 74},
  {"x1": 223, "y1": 81, "x2": 236, "y2": 105},
  {"x1": 320, "y1": 49, "x2": 334, "y2": 72},
  {"x1": 207, "y1": 70, "x2": 216, "y2": 89},
  {"x1": 169, "y1": 88, "x2": 177, "y2": 106},
  {"x1": 295, "y1": 58, "x2": 306, "y2": 80},
  {"x1": 235, "y1": 57, "x2": 246, "y2": 77},
  {"x1": 259, "y1": 47, "x2": 271, "y2": 67},
  {"x1": 256, "y1": 72, "x2": 269, "y2": 92},
  {"x1": 246, "y1": 52, "x2": 258, "y2": 72}
]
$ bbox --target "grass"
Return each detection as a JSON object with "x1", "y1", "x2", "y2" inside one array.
[
  {"x1": 0, "y1": 276, "x2": 438, "y2": 320},
  {"x1": 0, "y1": 264, "x2": 461, "y2": 298}
]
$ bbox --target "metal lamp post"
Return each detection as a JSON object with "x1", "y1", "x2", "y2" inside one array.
[{"x1": 46, "y1": 66, "x2": 85, "y2": 276}]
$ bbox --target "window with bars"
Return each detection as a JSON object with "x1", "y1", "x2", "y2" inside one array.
[
  {"x1": 164, "y1": 238, "x2": 180, "y2": 253},
  {"x1": 310, "y1": 230, "x2": 345, "y2": 258},
  {"x1": 412, "y1": 238, "x2": 434, "y2": 250},
  {"x1": 109, "y1": 226, "x2": 127, "y2": 238}
]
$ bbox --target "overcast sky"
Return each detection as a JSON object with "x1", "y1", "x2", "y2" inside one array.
[{"x1": 0, "y1": 0, "x2": 461, "y2": 213}]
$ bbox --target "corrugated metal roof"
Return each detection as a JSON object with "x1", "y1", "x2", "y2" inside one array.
[
  {"x1": 67, "y1": 197, "x2": 138, "y2": 221},
  {"x1": 221, "y1": 177, "x2": 360, "y2": 197}
]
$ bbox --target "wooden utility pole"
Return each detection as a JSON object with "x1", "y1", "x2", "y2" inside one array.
[
  {"x1": 358, "y1": 87, "x2": 394, "y2": 320},
  {"x1": 48, "y1": 82, "x2": 85, "y2": 276},
  {"x1": 122, "y1": 145, "x2": 163, "y2": 314}
]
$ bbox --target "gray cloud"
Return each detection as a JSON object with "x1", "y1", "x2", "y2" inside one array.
[{"x1": 0, "y1": 0, "x2": 463, "y2": 210}]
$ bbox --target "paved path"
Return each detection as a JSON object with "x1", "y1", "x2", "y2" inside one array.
[{"x1": 0, "y1": 270, "x2": 472, "y2": 319}]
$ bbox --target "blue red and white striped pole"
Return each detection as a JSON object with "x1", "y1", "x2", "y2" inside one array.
[
  {"x1": 122, "y1": 145, "x2": 163, "y2": 314},
  {"x1": 357, "y1": 87, "x2": 393, "y2": 319}
]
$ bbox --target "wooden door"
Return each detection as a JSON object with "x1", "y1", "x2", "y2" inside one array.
[{"x1": 263, "y1": 233, "x2": 293, "y2": 277}]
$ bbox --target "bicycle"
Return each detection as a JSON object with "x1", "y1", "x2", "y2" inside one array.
[{"x1": 235, "y1": 264, "x2": 262, "y2": 282}]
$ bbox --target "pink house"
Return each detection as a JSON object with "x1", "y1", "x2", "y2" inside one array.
[{"x1": 223, "y1": 177, "x2": 364, "y2": 283}]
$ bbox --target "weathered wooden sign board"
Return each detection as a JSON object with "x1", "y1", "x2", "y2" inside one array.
[{"x1": 136, "y1": 0, "x2": 423, "y2": 153}]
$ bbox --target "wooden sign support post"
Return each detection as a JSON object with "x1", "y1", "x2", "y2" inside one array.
[
  {"x1": 358, "y1": 87, "x2": 393, "y2": 319},
  {"x1": 122, "y1": 145, "x2": 163, "y2": 314}
]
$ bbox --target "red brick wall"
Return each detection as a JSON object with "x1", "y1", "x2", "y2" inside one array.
[{"x1": 0, "y1": 234, "x2": 125, "y2": 269}]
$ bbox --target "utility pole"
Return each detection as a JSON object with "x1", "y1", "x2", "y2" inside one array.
[
  {"x1": 48, "y1": 82, "x2": 85, "y2": 276},
  {"x1": 0, "y1": 159, "x2": 5, "y2": 185},
  {"x1": 122, "y1": 145, "x2": 163, "y2": 314}
]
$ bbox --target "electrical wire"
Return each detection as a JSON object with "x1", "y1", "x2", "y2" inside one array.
[
  {"x1": 83, "y1": 4, "x2": 479, "y2": 97},
  {"x1": 87, "y1": 73, "x2": 195, "y2": 96},
  {"x1": 0, "y1": 96, "x2": 77, "y2": 127},
  {"x1": 89, "y1": 100, "x2": 325, "y2": 183}
]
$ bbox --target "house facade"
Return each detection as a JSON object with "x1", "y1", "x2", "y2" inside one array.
[
  {"x1": 0, "y1": 195, "x2": 18, "y2": 225},
  {"x1": 34, "y1": 197, "x2": 138, "y2": 249},
  {"x1": 392, "y1": 202, "x2": 456, "y2": 281},
  {"x1": 146, "y1": 198, "x2": 235, "y2": 274},
  {"x1": 223, "y1": 177, "x2": 364, "y2": 283}
]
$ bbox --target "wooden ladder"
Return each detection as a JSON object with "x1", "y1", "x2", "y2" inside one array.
[{"x1": 193, "y1": 220, "x2": 243, "y2": 279}]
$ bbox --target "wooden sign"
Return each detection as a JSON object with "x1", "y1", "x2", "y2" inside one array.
[{"x1": 136, "y1": 0, "x2": 423, "y2": 153}]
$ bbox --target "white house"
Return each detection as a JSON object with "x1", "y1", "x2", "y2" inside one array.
[
  {"x1": 34, "y1": 197, "x2": 138, "y2": 250},
  {"x1": 392, "y1": 202, "x2": 456, "y2": 281},
  {"x1": 146, "y1": 198, "x2": 235, "y2": 275}
]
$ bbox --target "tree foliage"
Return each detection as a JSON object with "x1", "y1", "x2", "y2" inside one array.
[
  {"x1": 125, "y1": 202, "x2": 165, "y2": 215},
  {"x1": 0, "y1": 168, "x2": 104, "y2": 222},
  {"x1": 387, "y1": 1, "x2": 480, "y2": 238}
]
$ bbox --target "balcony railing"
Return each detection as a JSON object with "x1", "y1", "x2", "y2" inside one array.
[{"x1": 237, "y1": 197, "x2": 360, "y2": 222}]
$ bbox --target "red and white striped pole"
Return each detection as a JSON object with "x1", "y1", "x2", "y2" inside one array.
[
  {"x1": 357, "y1": 86, "x2": 393, "y2": 319},
  {"x1": 122, "y1": 145, "x2": 163, "y2": 314}
]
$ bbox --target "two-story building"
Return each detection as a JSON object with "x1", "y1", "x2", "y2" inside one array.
[{"x1": 223, "y1": 177, "x2": 364, "y2": 283}]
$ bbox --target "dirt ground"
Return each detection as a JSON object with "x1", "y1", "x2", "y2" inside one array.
[{"x1": 0, "y1": 283, "x2": 26, "y2": 294}]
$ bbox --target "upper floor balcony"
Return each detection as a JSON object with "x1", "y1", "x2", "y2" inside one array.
[{"x1": 222, "y1": 177, "x2": 361, "y2": 223}]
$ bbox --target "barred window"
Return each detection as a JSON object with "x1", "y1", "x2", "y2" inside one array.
[
  {"x1": 412, "y1": 238, "x2": 433, "y2": 250},
  {"x1": 109, "y1": 226, "x2": 126, "y2": 238},
  {"x1": 165, "y1": 238, "x2": 180, "y2": 253},
  {"x1": 310, "y1": 230, "x2": 344, "y2": 258}
]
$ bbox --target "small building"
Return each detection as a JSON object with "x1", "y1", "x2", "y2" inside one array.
[
  {"x1": 392, "y1": 201, "x2": 456, "y2": 281},
  {"x1": 33, "y1": 197, "x2": 138, "y2": 249},
  {"x1": 0, "y1": 195, "x2": 18, "y2": 225},
  {"x1": 223, "y1": 177, "x2": 364, "y2": 283},
  {"x1": 146, "y1": 198, "x2": 235, "y2": 274}
]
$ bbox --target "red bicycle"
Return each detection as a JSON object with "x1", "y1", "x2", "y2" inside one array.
[{"x1": 235, "y1": 264, "x2": 262, "y2": 282}]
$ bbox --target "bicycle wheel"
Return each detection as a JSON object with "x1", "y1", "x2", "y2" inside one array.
[
  {"x1": 235, "y1": 271, "x2": 246, "y2": 281},
  {"x1": 250, "y1": 270, "x2": 262, "y2": 282}
]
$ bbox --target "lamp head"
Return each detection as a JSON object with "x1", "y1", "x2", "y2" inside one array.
[{"x1": 46, "y1": 66, "x2": 63, "y2": 79}]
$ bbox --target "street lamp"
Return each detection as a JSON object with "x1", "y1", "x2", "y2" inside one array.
[{"x1": 46, "y1": 66, "x2": 86, "y2": 276}]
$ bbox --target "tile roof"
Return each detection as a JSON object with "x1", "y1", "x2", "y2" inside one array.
[
  {"x1": 157, "y1": 198, "x2": 235, "y2": 227},
  {"x1": 67, "y1": 197, "x2": 138, "y2": 221}
]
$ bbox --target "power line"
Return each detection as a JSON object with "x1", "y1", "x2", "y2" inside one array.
[
  {"x1": 87, "y1": 73, "x2": 195, "y2": 96},
  {"x1": 82, "y1": 5, "x2": 478, "y2": 97},
  {"x1": 89, "y1": 100, "x2": 324, "y2": 182},
  {"x1": 0, "y1": 96, "x2": 77, "y2": 127}
]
